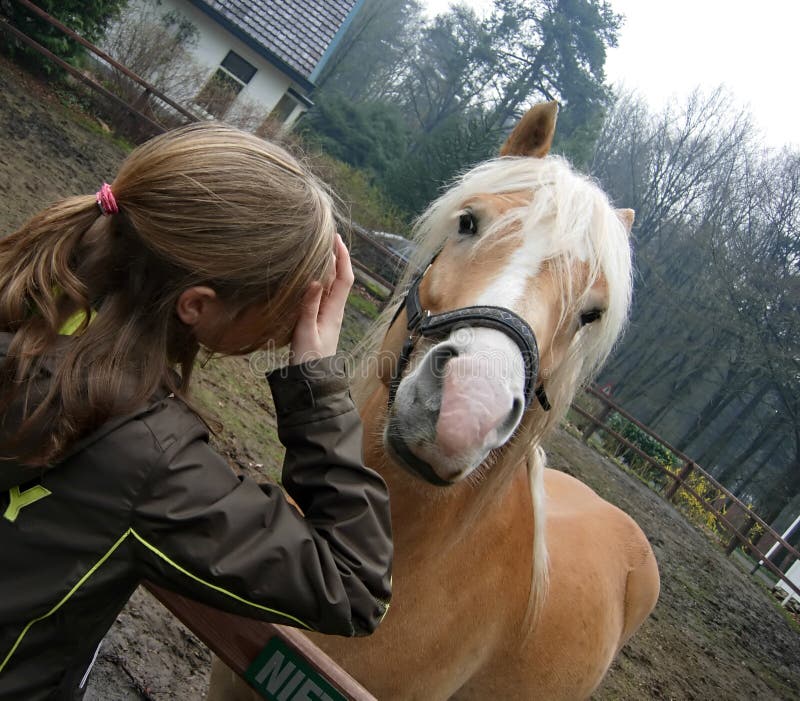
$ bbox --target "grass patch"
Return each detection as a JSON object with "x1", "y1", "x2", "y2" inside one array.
[
  {"x1": 348, "y1": 291, "x2": 380, "y2": 320},
  {"x1": 358, "y1": 276, "x2": 392, "y2": 300},
  {"x1": 192, "y1": 355, "x2": 284, "y2": 483},
  {"x1": 52, "y1": 83, "x2": 136, "y2": 153}
]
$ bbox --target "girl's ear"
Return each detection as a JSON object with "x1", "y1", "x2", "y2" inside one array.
[{"x1": 175, "y1": 286, "x2": 219, "y2": 327}]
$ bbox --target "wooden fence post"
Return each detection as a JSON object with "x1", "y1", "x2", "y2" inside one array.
[
  {"x1": 665, "y1": 460, "x2": 694, "y2": 502},
  {"x1": 581, "y1": 403, "x2": 613, "y2": 442},
  {"x1": 725, "y1": 514, "x2": 756, "y2": 556},
  {"x1": 131, "y1": 87, "x2": 152, "y2": 113}
]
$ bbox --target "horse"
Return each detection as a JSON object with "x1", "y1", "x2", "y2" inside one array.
[{"x1": 207, "y1": 102, "x2": 660, "y2": 700}]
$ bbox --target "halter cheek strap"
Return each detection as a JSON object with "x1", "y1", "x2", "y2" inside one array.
[{"x1": 386, "y1": 261, "x2": 551, "y2": 412}]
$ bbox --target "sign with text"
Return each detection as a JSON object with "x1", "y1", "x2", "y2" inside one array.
[{"x1": 245, "y1": 637, "x2": 348, "y2": 701}]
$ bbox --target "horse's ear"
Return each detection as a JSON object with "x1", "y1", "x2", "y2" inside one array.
[
  {"x1": 616, "y1": 208, "x2": 635, "y2": 234},
  {"x1": 499, "y1": 102, "x2": 559, "y2": 158}
]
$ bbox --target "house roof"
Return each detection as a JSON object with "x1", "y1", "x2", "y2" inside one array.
[{"x1": 195, "y1": 0, "x2": 358, "y2": 88}]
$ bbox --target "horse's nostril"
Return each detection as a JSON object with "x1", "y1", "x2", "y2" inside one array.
[
  {"x1": 499, "y1": 397, "x2": 525, "y2": 437},
  {"x1": 430, "y1": 344, "x2": 459, "y2": 377}
]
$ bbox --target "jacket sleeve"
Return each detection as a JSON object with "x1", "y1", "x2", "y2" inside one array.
[{"x1": 130, "y1": 356, "x2": 392, "y2": 637}]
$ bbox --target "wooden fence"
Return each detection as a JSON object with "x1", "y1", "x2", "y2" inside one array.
[
  {"x1": 571, "y1": 385, "x2": 800, "y2": 600},
  {"x1": 0, "y1": 0, "x2": 200, "y2": 137},
  {"x1": 144, "y1": 582, "x2": 376, "y2": 701},
  {"x1": 348, "y1": 221, "x2": 406, "y2": 298}
]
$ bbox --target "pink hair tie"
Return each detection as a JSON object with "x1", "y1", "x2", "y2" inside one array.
[{"x1": 95, "y1": 182, "x2": 118, "y2": 216}]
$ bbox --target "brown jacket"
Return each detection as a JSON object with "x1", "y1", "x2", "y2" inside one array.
[{"x1": 0, "y1": 337, "x2": 392, "y2": 701}]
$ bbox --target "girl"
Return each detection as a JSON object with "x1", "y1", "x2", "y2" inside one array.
[{"x1": 0, "y1": 123, "x2": 392, "y2": 700}]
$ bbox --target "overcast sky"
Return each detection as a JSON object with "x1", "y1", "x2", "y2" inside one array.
[{"x1": 421, "y1": 0, "x2": 798, "y2": 149}]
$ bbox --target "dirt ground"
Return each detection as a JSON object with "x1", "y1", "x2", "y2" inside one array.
[{"x1": 2, "y1": 57, "x2": 799, "y2": 700}]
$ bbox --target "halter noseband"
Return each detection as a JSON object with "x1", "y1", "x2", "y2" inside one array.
[{"x1": 387, "y1": 260, "x2": 551, "y2": 412}]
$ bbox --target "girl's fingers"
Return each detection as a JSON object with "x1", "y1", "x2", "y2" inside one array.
[
  {"x1": 291, "y1": 236, "x2": 352, "y2": 363},
  {"x1": 325, "y1": 234, "x2": 354, "y2": 309},
  {"x1": 336, "y1": 234, "x2": 354, "y2": 281},
  {"x1": 290, "y1": 282, "x2": 324, "y2": 363},
  {"x1": 299, "y1": 281, "x2": 324, "y2": 321}
]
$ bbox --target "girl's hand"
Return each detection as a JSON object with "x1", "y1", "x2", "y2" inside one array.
[{"x1": 290, "y1": 234, "x2": 354, "y2": 364}]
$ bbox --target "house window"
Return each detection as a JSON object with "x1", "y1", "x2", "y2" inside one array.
[
  {"x1": 268, "y1": 92, "x2": 300, "y2": 124},
  {"x1": 195, "y1": 50, "x2": 256, "y2": 118},
  {"x1": 258, "y1": 88, "x2": 311, "y2": 135},
  {"x1": 220, "y1": 51, "x2": 256, "y2": 84}
]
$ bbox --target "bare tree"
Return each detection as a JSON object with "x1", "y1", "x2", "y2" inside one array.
[
  {"x1": 592, "y1": 89, "x2": 799, "y2": 518},
  {"x1": 99, "y1": 0, "x2": 208, "y2": 107},
  {"x1": 98, "y1": 0, "x2": 278, "y2": 131}
]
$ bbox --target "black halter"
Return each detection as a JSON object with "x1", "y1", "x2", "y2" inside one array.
[{"x1": 387, "y1": 260, "x2": 551, "y2": 412}]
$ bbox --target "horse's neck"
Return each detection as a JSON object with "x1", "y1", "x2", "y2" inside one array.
[{"x1": 360, "y1": 381, "x2": 532, "y2": 561}]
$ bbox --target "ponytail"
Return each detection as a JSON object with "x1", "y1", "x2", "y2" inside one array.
[
  {"x1": 0, "y1": 196, "x2": 98, "y2": 335},
  {"x1": 0, "y1": 197, "x2": 198, "y2": 465},
  {"x1": 0, "y1": 197, "x2": 96, "y2": 462}
]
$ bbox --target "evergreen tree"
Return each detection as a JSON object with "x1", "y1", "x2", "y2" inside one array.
[
  {"x1": 309, "y1": 0, "x2": 622, "y2": 215},
  {"x1": 0, "y1": 0, "x2": 126, "y2": 72},
  {"x1": 300, "y1": 93, "x2": 410, "y2": 177},
  {"x1": 485, "y1": 0, "x2": 621, "y2": 155},
  {"x1": 396, "y1": 6, "x2": 499, "y2": 135},
  {"x1": 383, "y1": 112, "x2": 504, "y2": 213},
  {"x1": 317, "y1": 0, "x2": 424, "y2": 102}
]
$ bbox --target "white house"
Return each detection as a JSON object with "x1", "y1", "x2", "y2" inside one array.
[{"x1": 144, "y1": 0, "x2": 364, "y2": 129}]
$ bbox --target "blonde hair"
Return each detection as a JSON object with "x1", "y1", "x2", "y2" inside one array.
[{"x1": 0, "y1": 122, "x2": 337, "y2": 464}]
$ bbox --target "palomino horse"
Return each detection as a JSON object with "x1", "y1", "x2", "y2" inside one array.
[{"x1": 208, "y1": 102, "x2": 659, "y2": 700}]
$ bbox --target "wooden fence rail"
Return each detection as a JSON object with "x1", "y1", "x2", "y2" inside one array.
[
  {"x1": 3, "y1": 0, "x2": 200, "y2": 136},
  {"x1": 1, "y1": 0, "x2": 407, "y2": 309},
  {"x1": 13, "y1": 0, "x2": 200, "y2": 122},
  {"x1": 347, "y1": 221, "x2": 406, "y2": 300},
  {"x1": 572, "y1": 386, "x2": 800, "y2": 600},
  {"x1": 144, "y1": 582, "x2": 377, "y2": 701},
  {"x1": 0, "y1": 18, "x2": 167, "y2": 137},
  {"x1": 582, "y1": 386, "x2": 800, "y2": 563}
]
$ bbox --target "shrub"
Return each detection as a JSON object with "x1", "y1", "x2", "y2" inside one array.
[
  {"x1": 312, "y1": 152, "x2": 410, "y2": 234},
  {"x1": 605, "y1": 412, "x2": 679, "y2": 489},
  {"x1": 300, "y1": 92, "x2": 410, "y2": 178},
  {"x1": 602, "y1": 413, "x2": 733, "y2": 540},
  {"x1": 673, "y1": 471, "x2": 729, "y2": 540},
  {"x1": 98, "y1": 0, "x2": 203, "y2": 107}
]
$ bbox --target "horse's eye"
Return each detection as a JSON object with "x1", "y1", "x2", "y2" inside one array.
[
  {"x1": 458, "y1": 211, "x2": 478, "y2": 236},
  {"x1": 579, "y1": 309, "x2": 604, "y2": 326}
]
